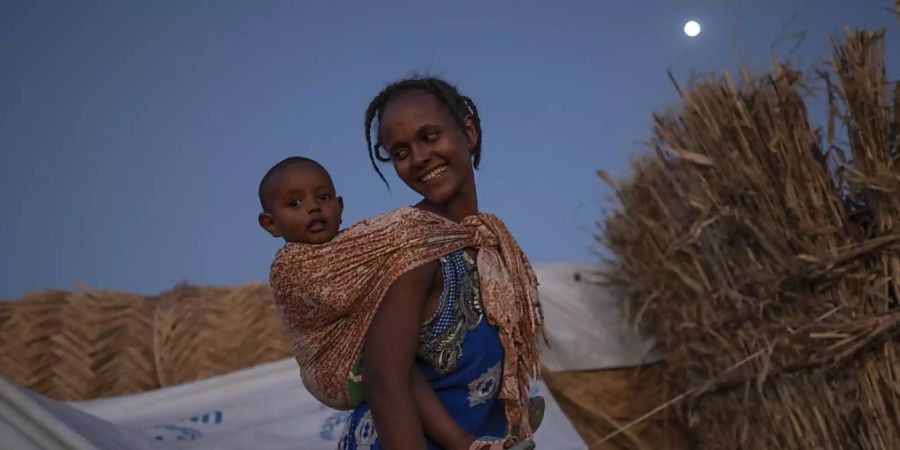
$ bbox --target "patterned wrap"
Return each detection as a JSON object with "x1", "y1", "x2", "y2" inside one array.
[{"x1": 269, "y1": 207, "x2": 544, "y2": 436}]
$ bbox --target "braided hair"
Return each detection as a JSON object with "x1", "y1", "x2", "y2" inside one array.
[{"x1": 364, "y1": 76, "x2": 483, "y2": 187}]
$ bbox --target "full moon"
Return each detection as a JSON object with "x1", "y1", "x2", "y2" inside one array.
[{"x1": 684, "y1": 20, "x2": 701, "y2": 37}]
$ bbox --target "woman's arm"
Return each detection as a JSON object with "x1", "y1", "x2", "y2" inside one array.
[
  {"x1": 411, "y1": 367, "x2": 477, "y2": 450},
  {"x1": 362, "y1": 261, "x2": 437, "y2": 449}
]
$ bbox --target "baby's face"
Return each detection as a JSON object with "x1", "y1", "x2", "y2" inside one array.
[{"x1": 264, "y1": 163, "x2": 343, "y2": 244}]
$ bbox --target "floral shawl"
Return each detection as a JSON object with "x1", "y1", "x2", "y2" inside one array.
[{"x1": 269, "y1": 207, "x2": 543, "y2": 436}]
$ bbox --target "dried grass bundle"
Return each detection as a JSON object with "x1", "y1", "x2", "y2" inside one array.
[
  {"x1": 0, "y1": 283, "x2": 292, "y2": 400},
  {"x1": 601, "y1": 30, "x2": 899, "y2": 449}
]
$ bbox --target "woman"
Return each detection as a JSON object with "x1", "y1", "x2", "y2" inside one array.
[{"x1": 269, "y1": 77, "x2": 542, "y2": 450}]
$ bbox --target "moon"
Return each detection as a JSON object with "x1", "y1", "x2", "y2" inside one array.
[{"x1": 684, "y1": 20, "x2": 701, "y2": 37}]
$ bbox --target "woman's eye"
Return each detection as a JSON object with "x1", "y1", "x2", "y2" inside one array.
[
  {"x1": 424, "y1": 132, "x2": 439, "y2": 142},
  {"x1": 393, "y1": 149, "x2": 409, "y2": 160}
]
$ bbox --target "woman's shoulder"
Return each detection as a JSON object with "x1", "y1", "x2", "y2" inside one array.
[
  {"x1": 354, "y1": 206, "x2": 437, "y2": 227},
  {"x1": 352, "y1": 206, "x2": 416, "y2": 226},
  {"x1": 341, "y1": 206, "x2": 460, "y2": 240}
]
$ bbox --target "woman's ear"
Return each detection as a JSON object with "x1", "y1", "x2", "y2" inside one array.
[{"x1": 463, "y1": 115, "x2": 478, "y2": 152}]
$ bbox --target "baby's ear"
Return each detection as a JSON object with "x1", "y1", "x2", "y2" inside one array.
[{"x1": 258, "y1": 212, "x2": 282, "y2": 238}]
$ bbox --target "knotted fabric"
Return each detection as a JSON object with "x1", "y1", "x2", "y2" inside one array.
[{"x1": 269, "y1": 207, "x2": 543, "y2": 436}]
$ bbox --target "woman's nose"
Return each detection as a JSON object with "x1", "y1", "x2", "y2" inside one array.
[{"x1": 411, "y1": 144, "x2": 432, "y2": 168}]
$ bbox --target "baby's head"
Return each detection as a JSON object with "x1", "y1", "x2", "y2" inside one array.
[{"x1": 258, "y1": 157, "x2": 343, "y2": 244}]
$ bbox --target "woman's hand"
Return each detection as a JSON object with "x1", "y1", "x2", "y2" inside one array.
[
  {"x1": 464, "y1": 437, "x2": 536, "y2": 450},
  {"x1": 446, "y1": 434, "x2": 478, "y2": 450},
  {"x1": 411, "y1": 366, "x2": 478, "y2": 449}
]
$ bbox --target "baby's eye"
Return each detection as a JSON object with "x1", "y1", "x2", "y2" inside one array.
[
  {"x1": 288, "y1": 199, "x2": 302, "y2": 207},
  {"x1": 317, "y1": 193, "x2": 332, "y2": 201}
]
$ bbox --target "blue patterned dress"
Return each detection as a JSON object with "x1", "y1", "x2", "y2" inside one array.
[{"x1": 339, "y1": 250, "x2": 507, "y2": 450}]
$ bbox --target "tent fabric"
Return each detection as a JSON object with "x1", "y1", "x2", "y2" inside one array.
[
  {"x1": 534, "y1": 263, "x2": 658, "y2": 371},
  {"x1": 0, "y1": 262, "x2": 655, "y2": 449},
  {"x1": 2, "y1": 359, "x2": 584, "y2": 450}
]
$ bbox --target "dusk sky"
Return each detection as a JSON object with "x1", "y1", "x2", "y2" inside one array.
[{"x1": 1, "y1": 1, "x2": 896, "y2": 299}]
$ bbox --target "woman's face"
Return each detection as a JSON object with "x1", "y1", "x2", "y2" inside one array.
[{"x1": 378, "y1": 89, "x2": 478, "y2": 210}]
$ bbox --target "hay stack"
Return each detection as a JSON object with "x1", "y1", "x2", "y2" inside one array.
[
  {"x1": 601, "y1": 30, "x2": 899, "y2": 449},
  {"x1": 545, "y1": 364, "x2": 693, "y2": 450},
  {"x1": 0, "y1": 283, "x2": 292, "y2": 401}
]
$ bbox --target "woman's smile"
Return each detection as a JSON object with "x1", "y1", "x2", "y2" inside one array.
[{"x1": 419, "y1": 165, "x2": 448, "y2": 182}]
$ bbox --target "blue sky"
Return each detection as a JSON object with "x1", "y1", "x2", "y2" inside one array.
[{"x1": 1, "y1": 1, "x2": 896, "y2": 299}]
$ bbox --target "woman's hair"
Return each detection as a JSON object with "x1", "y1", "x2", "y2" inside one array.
[{"x1": 364, "y1": 76, "x2": 483, "y2": 187}]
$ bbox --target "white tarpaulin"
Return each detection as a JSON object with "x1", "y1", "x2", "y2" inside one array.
[
  {"x1": 534, "y1": 263, "x2": 658, "y2": 371},
  {"x1": 1, "y1": 359, "x2": 584, "y2": 450},
  {"x1": 1, "y1": 262, "x2": 655, "y2": 449}
]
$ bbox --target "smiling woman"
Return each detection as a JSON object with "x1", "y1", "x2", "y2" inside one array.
[
  {"x1": 377, "y1": 89, "x2": 480, "y2": 223},
  {"x1": 267, "y1": 76, "x2": 542, "y2": 450}
]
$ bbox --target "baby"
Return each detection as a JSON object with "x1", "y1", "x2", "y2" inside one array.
[
  {"x1": 257, "y1": 156, "x2": 343, "y2": 245},
  {"x1": 258, "y1": 156, "x2": 540, "y2": 450}
]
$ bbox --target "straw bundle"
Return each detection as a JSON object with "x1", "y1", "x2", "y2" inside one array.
[
  {"x1": 153, "y1": 283, "x2": 293, "y2": 386},
  {"x1": 0, "y1": 283, "x2": 292, "y2": 401},
  {"x1": 0, "y1": 290, "x2": 157, "y2": 400},
  {"x1": 545, "y1": 364, "x2": 693, "y2": 450},
  {"x1": 601, "y1": 30, "x2": 899, "y2": 449}
]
